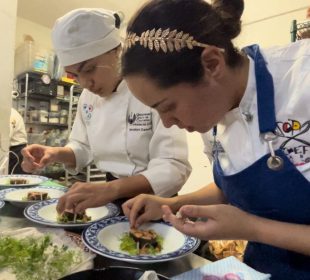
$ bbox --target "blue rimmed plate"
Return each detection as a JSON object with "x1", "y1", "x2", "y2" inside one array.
[
  {"x1": 82, "y1": 216, "x2": 200, "y2": 264},
  {"x1": 0, "y1": 185, "x2": 67, "y2": 208},
  {"x1": 0, "y1": 200, "x2": 5, "y2": 209},
  {"x1": 0, "y1": 174, "x2": 49, "y2": 188},
  {"x1": 24, "y1": 198, "x2": 120, "y2": 229}
]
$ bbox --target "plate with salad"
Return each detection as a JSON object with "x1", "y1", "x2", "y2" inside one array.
[
  {"x1": 24, "y1": 198, "x2": 120, "y2": 228},
  {"x1": 0, "y1": 174, "x2": 49, "y2": 189},
  {"x1": 82, "y1": 216, "x2": 201, "y2": 263}
]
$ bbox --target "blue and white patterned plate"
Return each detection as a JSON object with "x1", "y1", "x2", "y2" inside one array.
[
  {"x1": 82, "y1": 216, "x2": 201, "y2": 264},
  {"x1": 0, "y1": 174, "x2": 49, "y2": 188},
  {"x1": 24, "y1": 198, "x2": 120, "y2": 228},
  {"x1": 0, "y1": 185, "x2": 67, "y2": 208},
  {"x1": 0, "y1": 200, "x2": 5, "y2": 209}
]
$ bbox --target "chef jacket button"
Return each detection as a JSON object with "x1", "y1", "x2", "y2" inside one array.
[{"x1": 242, "y1": 112, "x2": 253, "y2": 122}]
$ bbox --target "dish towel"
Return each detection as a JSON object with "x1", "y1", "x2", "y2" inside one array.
[
  {"x1": 0, "y1": 227, "x2": 95, "y2": 280},
  {"x1": 171, "y1": 256, "x2": 271, "y2": 280}
]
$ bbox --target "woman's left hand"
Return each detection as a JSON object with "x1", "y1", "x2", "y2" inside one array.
[{"x1": 162, "y1": 204, "x2": 256, "y2": 241}]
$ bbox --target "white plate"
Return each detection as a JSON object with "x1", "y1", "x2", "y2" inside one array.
[
  {"x1": 0, "y1": 174, "x2": 49, "y2": 188},
  {"x1": 82, "y1": 216, "x2": 201, "y2": 264},
  {"x1": 24, "y1": 198, "x2": 120, "y2": 228},
  {"x1": 0, "y1": 186, "x2": 67, "y2": 208},
  {"x1": 0, "y1": 200, "x2": 4, "y2": 209}
]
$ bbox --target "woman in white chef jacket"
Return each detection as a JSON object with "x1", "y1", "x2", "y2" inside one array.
[
  {"x1": 9, "y1": 108, "x2": 28, "y2": 174},
  {"x1": 21, "y1": 8, "x2": 191, "y2": 213},
  {"x1": 120, "y1": 0, "x2": 310, "y2": 279}
]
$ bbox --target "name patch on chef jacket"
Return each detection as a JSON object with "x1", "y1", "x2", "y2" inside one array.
[{"x1": 127, "y1": 112, "x2": 152, "y2": 132}]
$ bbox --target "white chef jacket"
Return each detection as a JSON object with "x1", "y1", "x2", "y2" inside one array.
[
  {"x1": 66, "y1": 80, "x2": 191, "y2": 197},
  {"x1": 202, "y1": 39, "x2": 310, "y2": 182},
  {"x1": 10, "y1": 108, "x2": 27, "y2": 147}
]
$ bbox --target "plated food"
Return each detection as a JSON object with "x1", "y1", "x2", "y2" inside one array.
[
  {"x1": 23, "y1": 191, "x2": 50, "y2": 201},
  {"x1": 0, "y1": 174, "x2": 49, "y2": 188},
  {"x1": 82, "y1": 216, "x2": 200, "y2": 263},
  {"x1": 0, "y1": 186, "x2": 66, "y2": 208},
  {"x1": 9, "y1": 178, "x2": 29, "y2": 185},
  {"x1": 57, "y1": 210, "x2": 92, "y2": 224},
  {"x1": 24, "y1": 198, "x2": 119, "y2": 228},
  {"x1": 120, "y1": 228, "x2": 163, "y2": 255}
]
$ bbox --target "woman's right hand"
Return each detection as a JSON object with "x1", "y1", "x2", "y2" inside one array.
[
  {"x1": 122, "y1": 194, "x2": 174, "y2": 228},
  {"x1": 21, "y1": 144, "x2": 57, "y2": 172}
]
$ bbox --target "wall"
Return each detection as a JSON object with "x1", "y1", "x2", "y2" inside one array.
[
  {"x1": 0, "y1": 0, "x2": 17, "y2": 174},
  {"x1": 15, "y1": 17, "x2": 52, "y2": 50}
]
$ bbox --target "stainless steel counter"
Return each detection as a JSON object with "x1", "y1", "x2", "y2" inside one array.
[{"x1": 0, "y1": 201, "x2": 211, "y2": 278}]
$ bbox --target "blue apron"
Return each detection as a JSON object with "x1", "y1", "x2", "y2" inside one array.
[{"x1": 213, "y1": 44, "x2": 310, "y2": 280}]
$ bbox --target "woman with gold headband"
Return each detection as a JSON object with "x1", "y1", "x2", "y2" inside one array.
[{"x1": 121, "y1": 0, "x2": 310, "y2": 278}]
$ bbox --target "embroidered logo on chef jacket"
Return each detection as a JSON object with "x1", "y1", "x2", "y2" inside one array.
[
  {"x1": 83, "y1": 103, "x2": 93, "y2": 120},
  {"x1": 11, "y1": 119, "x2": 16, "y2": 129},
  {"x1": 276, "y1": 119, "x2": 310, "y2": 166},
  {"x1": 127, "y1": 112, "x2": 152, "y2": 132}
]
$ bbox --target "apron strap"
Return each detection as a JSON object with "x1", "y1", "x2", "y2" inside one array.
[{"x1": 242, "y1": 44, "x2": 277, "y2": 133}]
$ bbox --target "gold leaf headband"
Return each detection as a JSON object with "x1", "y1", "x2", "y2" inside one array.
[{"x1": 124, "y1": 28, "x2": 224, "y2": 53}]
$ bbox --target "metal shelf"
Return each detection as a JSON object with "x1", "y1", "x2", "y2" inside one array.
[
  {"x1": 291, "y1": 19, "x2": 310, "y2": 42},
  {"x1": 15, "y1": 72, "x2": 105, "y2": 184},
  {"x1": 25, "y1": 121, "x2": 68, "y2": 127}
]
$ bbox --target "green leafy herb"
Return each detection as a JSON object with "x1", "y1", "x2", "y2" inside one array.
[
  {"x1": 119, "y1": 232, "x2": 163, "y2": 255},
  {"x1": 120, "y1": 233, "x2": 139, "y2": 255},
  {"x1": 0, "y1": 234, "x2": 82, "y2": 280}
]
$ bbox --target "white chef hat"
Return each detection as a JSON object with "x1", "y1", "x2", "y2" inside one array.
[{"x1": 52, "y1": 8, "x2": 122, "y2": 67}]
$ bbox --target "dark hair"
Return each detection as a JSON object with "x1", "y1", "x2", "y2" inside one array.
[
  {"x1": 122, "y1": 0, "x2": 244, "y2": 88},
  {"x1": 114, "y1": 12, "x2": 121, "y2": 29}
]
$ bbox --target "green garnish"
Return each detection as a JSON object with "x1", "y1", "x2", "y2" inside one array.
[
  {"x1": 120, "y1": 232, "x2": 163, "y2": 256},
  {"x1": 120, "y1": 233, "x2": 139, "y2": 255},
  {"x1": 0, "y1": 235, "x2": 82, "y2": 280},
  {"x1": 57, "y1": 212, "x2": 91, "y2": 224}
]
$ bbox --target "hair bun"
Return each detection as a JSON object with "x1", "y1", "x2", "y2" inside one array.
[{"x1": 212, "y1": 0, "x2": 244, "y2": 39}]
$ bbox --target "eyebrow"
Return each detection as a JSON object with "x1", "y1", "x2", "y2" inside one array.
[{"x1": 150, "y1": 98, "x2": 167, "y2": 109}]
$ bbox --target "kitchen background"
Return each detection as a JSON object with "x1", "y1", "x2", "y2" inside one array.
[{"x1": 0, "y1": 0, "x2": 309, "y2": 193}]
